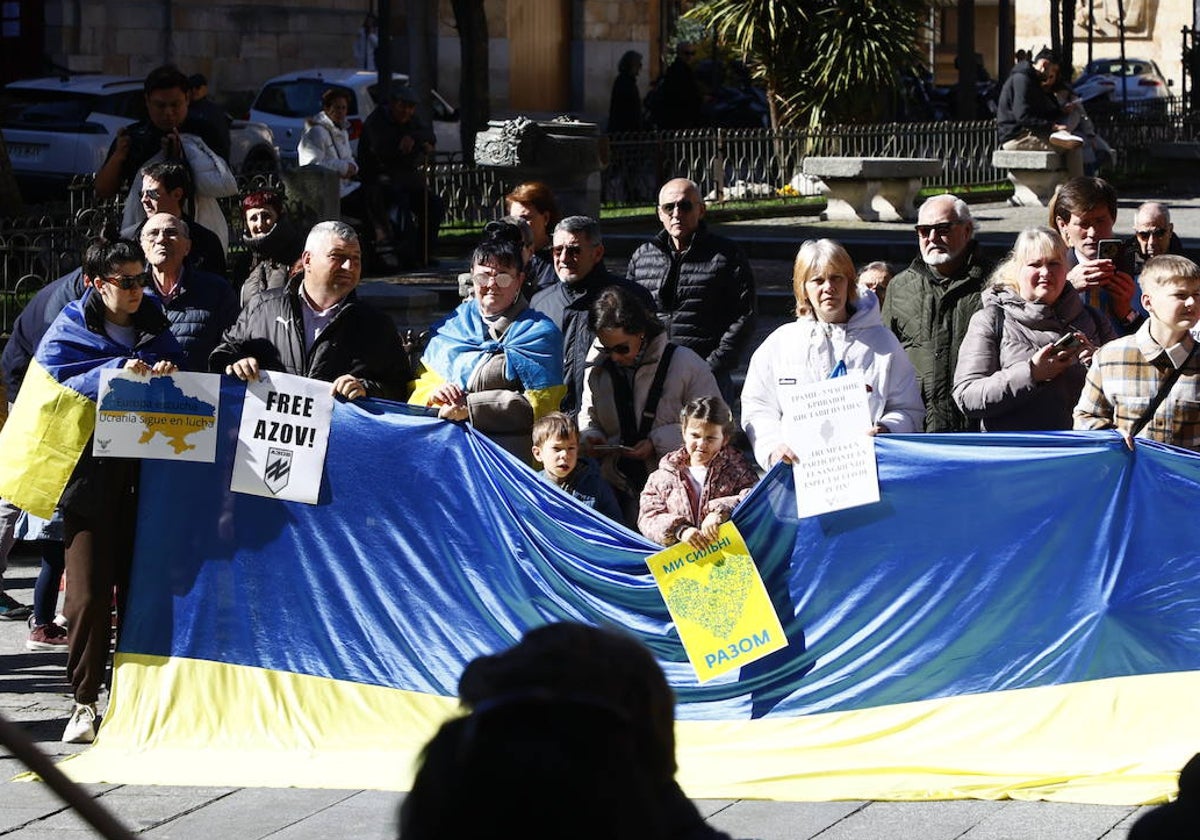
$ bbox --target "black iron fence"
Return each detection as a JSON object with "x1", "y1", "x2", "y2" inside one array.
[{"x1": 3, "y1": 105, "x2": 1199, "y2": 337}]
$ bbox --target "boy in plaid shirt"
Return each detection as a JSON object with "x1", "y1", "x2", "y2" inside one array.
[{"x1": 1074, "y1": 255, "x2": 1200, "y2": 450}]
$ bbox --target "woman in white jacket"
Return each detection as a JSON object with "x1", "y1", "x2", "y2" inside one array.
[
  {"x1": 298, "y1": 88, "x2": 360, "y2": 199},
  {"x1": 742, "y1": 238, "x2": 925, "y2": 471}
]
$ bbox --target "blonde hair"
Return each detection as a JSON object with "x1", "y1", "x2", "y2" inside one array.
[
  {"x1": 989, "y1": 226, "x2": 1067, "y2": 292},
  {"x1": 1139, "y1": 254, "x2": 1200, "y2": 292},
  {"x1": 792, "y1": 239, "x2": 859, "y2": 317}
]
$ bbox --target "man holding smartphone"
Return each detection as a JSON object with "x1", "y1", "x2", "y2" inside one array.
[{"x1": 1051, "y1": 176, "x2": 1142, "y2": 335}]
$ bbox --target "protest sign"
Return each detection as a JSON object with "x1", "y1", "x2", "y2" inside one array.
[
  {"x1": 95, "y1": 370, "x2": 220, "y2": 462},
  {"x1": 230, "y1": 372, "x2": 333, "y2": 504},
  {"x1": 780, "y1": 371, "x2": 880, "y2": 518},
  {"x1": 645, "y1": 522, "x2": 787, "y2": 683}
]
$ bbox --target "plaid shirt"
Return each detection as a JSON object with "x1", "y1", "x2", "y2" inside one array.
[{"x1": 1074, "y1": 321, "x2": 1200, "y2": 451}]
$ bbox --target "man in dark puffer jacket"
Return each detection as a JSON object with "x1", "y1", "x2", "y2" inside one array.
[
  {"x1": 626, "y1": 178, "x2": 755, "y2": 402},
  {"x1": 880, "y1": 194, "x2": 991, "y2": 432}
]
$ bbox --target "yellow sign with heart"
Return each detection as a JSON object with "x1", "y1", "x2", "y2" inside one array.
[{"x1": 645, "y1": 521, "x2": 788, "y2": 683}]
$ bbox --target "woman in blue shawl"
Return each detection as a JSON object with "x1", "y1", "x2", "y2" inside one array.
[{"x1": 410, "y1": 235, "x2": 565, "y2": 464}]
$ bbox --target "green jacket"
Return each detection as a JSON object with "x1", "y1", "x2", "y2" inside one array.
[{"x1": 880, "y1": 243, "x2": 991, "y2": 432}]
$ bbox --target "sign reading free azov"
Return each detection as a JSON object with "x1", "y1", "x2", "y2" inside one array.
[
  {"x1": 645, "y1": 522, "x2": 787, "y2": 683},
  {"x1": 230, "y1": 371, "x2": 334, "y2": 504}
]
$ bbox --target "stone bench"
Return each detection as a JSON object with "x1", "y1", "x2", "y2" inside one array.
[
  {"x1": 801, "y1": 157, "x2": 942, "y2": 222},
  {"x1": 991, "y1": 150, "x2": 1065, "y2": 207}
]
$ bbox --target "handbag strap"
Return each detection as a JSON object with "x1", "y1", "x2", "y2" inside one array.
[{"x1": 1129, "y1": 342, "x2": 1199, "y2": 438}]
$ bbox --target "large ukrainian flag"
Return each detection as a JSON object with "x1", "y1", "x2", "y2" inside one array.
[{"x1": 58, "y1": 380, "x2": 1200, "y2": 803}]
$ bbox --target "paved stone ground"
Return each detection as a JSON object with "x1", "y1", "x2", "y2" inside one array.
[{"x1": 0, "y1": 193, "x2": 1186, "y2": 837}]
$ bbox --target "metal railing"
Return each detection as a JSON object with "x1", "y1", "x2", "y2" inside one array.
[{"x1": 5, "y1": 109, "x2": 1200, "y2": 337}]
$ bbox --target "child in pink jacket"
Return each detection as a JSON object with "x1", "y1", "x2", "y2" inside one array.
[{"x1": 638, "y1": 397, "x2": 759, "y2": 547}]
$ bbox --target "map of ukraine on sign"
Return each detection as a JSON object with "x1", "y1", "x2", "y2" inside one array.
[
  {"x1": 95, "y1": 370, "x2": 220, "y2": 462},
  {"x1": 645, "y1": 521, "x2": 787, "y2": 683}
]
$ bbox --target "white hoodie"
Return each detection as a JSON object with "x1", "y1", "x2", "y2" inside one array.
[{"x1": 741, "y1": 290, "x2": 925, "y2": 470}]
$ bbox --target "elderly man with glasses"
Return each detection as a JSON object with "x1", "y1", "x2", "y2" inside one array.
[
  {"x1": 1129, "y1": 202, "x2": 1187, "y2": 269},
  {"x1": 880, "y1": 194, "x2": 992, "y2": 432},
  {"x1": 530, "y1": 216, "x2": 653, "y2": 414},
  {"x1": 626, "y1": 178, "x2": 755, "y2": 404},
  {"x1": 141, "y1": 212, "x2": 238, "y2": 372}
]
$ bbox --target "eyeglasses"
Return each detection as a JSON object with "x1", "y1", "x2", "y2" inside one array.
[
  {"x1": 103, "y1": 272, "x2": 150, "y2": 290},
  {"x1": 659, "y1": 200, "x2": 696, "y2": 215},
  {"x1": 471, "y1": 271, "x2": 517, "y2": 289},
  {"x1": 143, "y1": 227, "x2": 182, "y2": 240},
  {"x1": 1135, "y1": 227, "x2": 1168, "y2": 240},
  {"x1": 915, "y1": 221, "x2": 962, "y2": 238},
  {"x1": 551, "y1": 244, "x2": 588, "y2": 258},
  {"x1": 140, "y1": 188, "x2": 160, "y2": 201}
]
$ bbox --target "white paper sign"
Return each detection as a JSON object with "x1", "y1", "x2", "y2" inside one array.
[
  {"x1": 780, "y1": 371, "x2": 880, "y2": 518},
  {"x1": 230, "y1": 372, "x2": 334, "y2": 504},
  {"x1": 94, "y1": 370, "x2": 220, "y2": 462}
]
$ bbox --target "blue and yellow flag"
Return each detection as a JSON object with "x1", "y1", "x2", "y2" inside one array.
[
  {"x1": 56, "y1": 384, "x2": 1200, "y2": 803},
  {"x1": 0, "y1": 356, "x2": 96, "y2": 519}
]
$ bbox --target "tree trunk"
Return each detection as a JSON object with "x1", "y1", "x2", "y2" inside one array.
[
  {"x1": 1061, "y1": 0, "x2": 1075, "y2": 77},
  {"x1": 451, "y1": 0, "x2": 489, "y2": 165},
  {"x1": 1049, "y1": 0, "x2": 1061, "y2": 55},
  {"x1": 0, "y1": 136, "x2": 23, "y2": 217}
]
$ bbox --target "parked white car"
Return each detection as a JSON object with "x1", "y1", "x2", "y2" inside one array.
[
  {"x1": 249, "y1": 67, "x2": 460, "y2": 167},
  {"x1": 1, "y1": 74, "x2": 279, "y2": 198},
  {"x1": 1073, "y1": 58, "x2": 1172, "y2": 110}
]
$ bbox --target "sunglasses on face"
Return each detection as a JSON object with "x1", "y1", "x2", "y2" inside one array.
[
  {"x1": 103, "y1": 272, "x2": 151, "y2": 290},
  {"x1": 915, "y1": 221, "x2": 960, "y2": 238},
  {"x1": 141, "y1": 188, "x2": 160, "y2": 201},
  {"x1": 1136, "y1": 227, "x2": 1168, "y2": 239},
  {"x1": 471, "y1": 271, "x2": 517, "y2": 289},
  {"x1": 659, "y1": 200, "x2": 696, "y2": 215},
  {"x1": 599, "y1": 335, "x2": 640, "y2": 356},
  {"x1": 551, "y1": 244, "x2": 588, "y2": 258}
]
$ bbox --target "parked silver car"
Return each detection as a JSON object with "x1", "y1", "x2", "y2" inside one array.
[
  {"x1": 1, "y1": 74, "x2": 279, "y2": 198},
  {"x1": 249, "y1": 67, "x2": 460, "y2": 167},
  {"x1": 1073, "y1": 58, "x2": 1172, "y2": 110}
]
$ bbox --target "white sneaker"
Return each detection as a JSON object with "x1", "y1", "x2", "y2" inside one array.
[
  {"x1": 1049, "y1": 130, "x2": 1085, "y2": 149},
  {"x1": 62, "y1": 703, "x2": 96, "y2": 744}
]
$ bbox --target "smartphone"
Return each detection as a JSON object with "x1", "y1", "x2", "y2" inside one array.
[
  {"x1": 1052, "y1": 332, "x2": 1081, "y2": 351},
  {"x1": 1097, "y1": 238, "x2": 1135, "y2": 275}
]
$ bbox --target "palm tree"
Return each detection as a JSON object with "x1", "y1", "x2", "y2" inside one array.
[
  {"x1": 685, "y1": 0, "x2": 929, "y2": 129},
  {"x1": 684, "y1": 0, "x2": 811, "y2": 132}
]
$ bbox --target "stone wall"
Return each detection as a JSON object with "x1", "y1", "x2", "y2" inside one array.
[
  {"x1": 43, "y1": 0, "x2": 653, "y2": 122},
  {"x1": 1016, "y1": 2, "x2": 1188, "y2": 90}
]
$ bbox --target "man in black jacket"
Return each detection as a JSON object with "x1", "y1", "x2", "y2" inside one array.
[
  {"x1": 530, "y1": 216, "x2": 653, "y2": 414},
  {"x1": 626, "y1": 178, "x2": 755, "y2": 402},
  {"x1": 996, "y1": 48, "x2": 1083, "y2": 177},
  {"x1": 209, "y1": 220, "x2": 411, "y2": 400}
]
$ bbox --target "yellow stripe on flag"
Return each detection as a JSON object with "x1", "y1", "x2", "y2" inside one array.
[
  {"x1": 44, "y1": 651, "x2": 1197, "y2": 805},
  {"x1": 0, "y1": 358, "x2": 95, "y2": 518}
]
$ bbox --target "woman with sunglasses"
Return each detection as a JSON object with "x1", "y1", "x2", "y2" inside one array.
[
  {"x1": 578, "y1": 284, "x2": 721, "y2": 526},
  {"x1": 410, "y1": 236, "x2": 565, "y2": 464},
  {"x1": 27, "y1": 238, "x2": 183, "y2": 743}
]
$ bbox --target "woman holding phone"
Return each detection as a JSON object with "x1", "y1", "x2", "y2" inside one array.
[
  {"x1": 952, "y1": 226, "x2": 1115, "y2": 431},
  {"x1": 578, "y1": 285, "x2": 721, "y2": 525}
]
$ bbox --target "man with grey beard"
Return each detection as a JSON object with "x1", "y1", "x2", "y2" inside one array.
[{"x1": 880, "y1": 194, "x2": 992, "y2": 432}]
